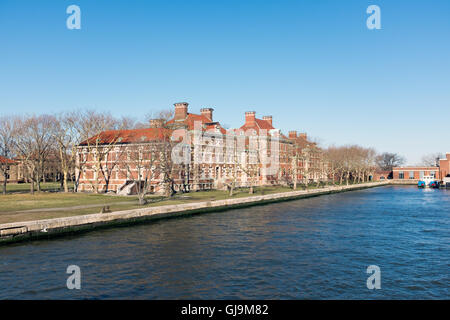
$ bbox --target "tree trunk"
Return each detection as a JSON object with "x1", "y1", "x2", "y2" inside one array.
[
  {"x1": 63, "y1": 170, "x2": 69, "y2": 193},
  {"x1": 104, "y1": 176, "x2": 110, "y2": 193},
  {"x1": 37, "y1": 169, "x2": 41, "y2": 192},
  {"x1": 2, "y1": 177, "x2": 6, "y2": 195},
  {"x1": 94, "y1": 161, "x2": 101, "y2": 194},
  {"x1": 74, "y1": 171, "x2": 81, "y2": 193},
  {"x1": 94, "y1": 169, "x2": 99, "y2": 193},
  {"x1": 30, "y1": 179, "x2": 35, "y2": 195},
  {"x1": 138, "y1": 194, "x2": 147, "y2": 205}
]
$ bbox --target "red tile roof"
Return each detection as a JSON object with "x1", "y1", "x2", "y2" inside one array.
[
  {"x1": 205, "y1": 123, "x2": 227, "y2": 135},
  {"x1": 80, "y1": 128, "x2": 172, "y2": 146},
  {"x1": 239, "y1": 118, "x2": 275, "y2": 133},
  {"x1": 0, "y1": 156, "x2": 16, "y2": 164},
  {"x1": 168, "y1": 113, "x2": 228, "y2": 134}
]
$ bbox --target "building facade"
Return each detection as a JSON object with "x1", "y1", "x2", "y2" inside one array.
[
  {"x1": 0, "y1": 156, "x2": 19, "y2": 183},
  {"x1": 392, "y1": 166, "x2": 439, "y2": 180},
  {"x1": 439, "y1": 153, "x2": 450, "y2": 179},
  {"x1": 76, "y1": 102, "x2": 327, "y2": 194}
]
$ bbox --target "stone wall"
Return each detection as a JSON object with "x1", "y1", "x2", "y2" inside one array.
[{"x1": 0, "y1": 181, "x2": 389, "y2": 244}]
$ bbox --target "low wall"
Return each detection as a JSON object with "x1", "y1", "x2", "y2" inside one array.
[
  {"x1": 390, "y1": 179, "x2": 419, "y2": 185},
  {"x1": 0, "y1": 181, "x2": 389, "y2": 245}
]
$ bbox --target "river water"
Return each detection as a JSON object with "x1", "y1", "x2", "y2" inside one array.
[{"x1": 0, "y1": 185, "x2": 448, "y2": 299}]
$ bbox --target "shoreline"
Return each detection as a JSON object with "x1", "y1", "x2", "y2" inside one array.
[{"x1": 0, "y1": 181, "x2": 390, "y2": 245}]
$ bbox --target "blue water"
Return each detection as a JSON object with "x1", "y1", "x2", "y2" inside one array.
[{"x1": 0, "y1": 185, "x2": 448, "y2": 299}]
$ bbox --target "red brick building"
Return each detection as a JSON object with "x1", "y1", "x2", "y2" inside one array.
[
  {"x1": 439, "y1": 153, "x2": 450, "y2": 179},
  {"x1": 372, "y1": 170, "x2": 392, "y2": 181},
  {"x1": 392, "y1": 153, "x2": 450, "y2": 181},
  {"x1": 76, "y1": 102, "x2": 326, "y2": 194},
  {"x1": 0, "y1": 156, "x2": 19, "y2": 183},
  {"x1": 287, "y1": 131, "x2": 327, "y2": 184},
  {"x1": 392, "y1": 166, "x2": 439, "y2": 180}
]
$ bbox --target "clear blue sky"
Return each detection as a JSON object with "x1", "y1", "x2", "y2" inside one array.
[{"x1": 1, "y1": 0, "x2": 449, "y2": 164}]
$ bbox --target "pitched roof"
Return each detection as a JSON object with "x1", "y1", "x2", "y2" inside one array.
[
  {"x1": 79, "y1": 128, "x2": 171, "y2": 146},
  {"x1": 168, "y1": 113, "x2": 227, "y2": 134},
  {"x1": 239, "y1": 118, "x2": 275, "y2": 133},
  {"x1": 205, "y1": 123, "x2": 227, "y2": 135},
  {"x1": 0, "y1": 156, "x2": 16, "y2": 164}
]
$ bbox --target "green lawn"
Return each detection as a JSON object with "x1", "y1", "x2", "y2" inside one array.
[
  {"x1": 0, "y1": 185, "x2": 297, "y2": 224},
  {"x1": 0, "y1": 182, "x2": 374, "y2": 225},
  {"x1": 2, "y1": 182, "x2": 72, "y2": 194}
]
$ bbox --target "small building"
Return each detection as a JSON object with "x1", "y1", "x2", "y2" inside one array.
[
  {"x1": 439, "y1": 153, "x2": 450, "y2": 180},
  {"x1": 392, "y1": 166, "x2": 439, "y2": 180}
]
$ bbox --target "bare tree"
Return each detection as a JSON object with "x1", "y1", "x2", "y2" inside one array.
[
  {"x1": 118, "y1": 116, "x2": 139, "y2": 130},
  {"x1": 238, "y1": 131, "x2": 261, "y2": 194},
  {"x1": 156, "y1": 110, "x2": 178, "y2": 197},
  {"x1": 0, "y1": 116, "x2": 18, "y2": 194},
  {"x1": 219, "y1": 130, "x2": 260, "y2": 195},
  {"x1": 324, "y1": 145, "x2": 378, "y2": 185},
  {"x1": 74, "y1": 110, "x2": 121, "y2": 193},
  {"x1": 52, "y1": 112, "x2": 84, "y2": 192},
  {"x1": 420, "y1": 153, "x2": 444, "y2": 167},
  {"x1": 14, "y1": 115, "x2": 56, "y2": 194},
  {"x1": 290, "y1": 150, "x2": 299, "y2": 190},
  {"x1": 376, "y1": 152, "x2": 405, "y2": 171},
  {"x1": 125, "y1": 143, "x2": 160, "y2": 205},
  {"x1": 324, "y1": 145, "x2": 345, "y2": 185}
]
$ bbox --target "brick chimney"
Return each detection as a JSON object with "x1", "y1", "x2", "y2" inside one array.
[
  {"x1": 149, "y1": 119, "x2": 164, "y2": 128},
  {"x1": 245, "y1": 111, "x2": 256, "y2": 126},
  {"x1": 288, "y1": 131, "x2": 297, "y2": 139},
  {"x1": 200, "y1": 108, "x2": 214, "y2": 121},
  {"x1": 262, "y1": 116, "x2": 273, "y2": 127},
  {"x1": 174, "y1": 102, "x2": 188, "y2": 120},
  {"x1": 299, "y1": 133, "x2": 307, "y2": 140}
]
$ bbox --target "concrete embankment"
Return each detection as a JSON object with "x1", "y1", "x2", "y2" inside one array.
[
  {"x1": 0, "y1": 181, "x2": 389, "y2": 245},
  {"x1": 390, "y1": 179, "x2": 419, "y2": 185}
]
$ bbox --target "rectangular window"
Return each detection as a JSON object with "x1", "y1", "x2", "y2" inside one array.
[
  {"x1": 409, "y1": 171, "x2": 415, "y2": 179},
  {"x1": 399, "y1": 171, "x2": 404, "y2": 179},
  {"x1": 420, "y1": 171, "x2": 424, "y2": 179}
]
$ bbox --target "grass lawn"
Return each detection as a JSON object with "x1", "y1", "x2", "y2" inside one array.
[
  {"x1": 0, "y1": 181, "x2": 378, "y2": 225},
  {"x1": 0, "y1": 185, "x2": 298, "y2": 224},
  {"x1": 2, "y1": 182, "x2": 72, "y2": 194}
]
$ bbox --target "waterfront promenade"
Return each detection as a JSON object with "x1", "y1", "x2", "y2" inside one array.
[{"x1": 0, "y1": 181, "x2": 388, "y2": 244}]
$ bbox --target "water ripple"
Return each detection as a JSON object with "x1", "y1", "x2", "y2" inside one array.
[{"x1": 0, "y1": 185, "x2": 448, "y2": 299}]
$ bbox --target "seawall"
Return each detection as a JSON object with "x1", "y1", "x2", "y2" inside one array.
[
  {"x1": 390, "y1": 179, "x2": 419, "y2": 185},
  {"x1": 0, "y1": 181, "x2": 389, "y2": 245}
]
